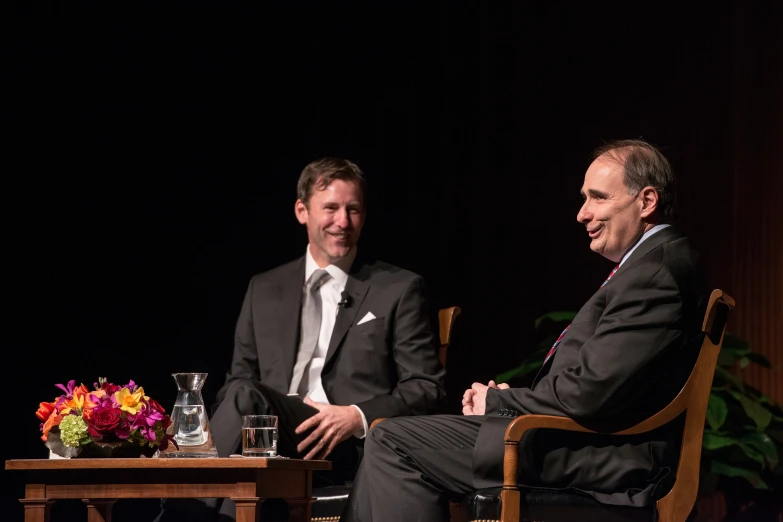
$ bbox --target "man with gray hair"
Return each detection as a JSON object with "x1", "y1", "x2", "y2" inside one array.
[{"x1": 342, "y1": 139, "x2": 708, "y2": 521}]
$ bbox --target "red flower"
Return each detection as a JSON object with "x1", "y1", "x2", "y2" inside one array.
[
  {"x1": 147, "y1": 398, "x2": 166, "y2": 413},
  {"x1": 101, "y1": 382, "x2": 122, "y2": 394},
  {"x1": 35, "y1": 402, "x2": 56, "y2": 422},
  {"x1": 87, "y1": 407, "x2": 123, "y2": 437}
]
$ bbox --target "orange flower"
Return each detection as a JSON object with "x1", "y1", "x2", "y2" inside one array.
[
  {"x1": 41, "y1": 413, "x2": 63, "y2": 441},
  {"x1": 35, "y1": 402, "x2": 56, "y2": 422},
  {"x1": 81, "y1": 389, "x2": 105, "y2": 420},
  {"x1": 60, "y1": 384, "x2": 92, "y2": 416}
]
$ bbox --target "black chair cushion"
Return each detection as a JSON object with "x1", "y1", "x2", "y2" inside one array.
[
  {"x1": 459, "y1": 487, "x2": 657, "y2": 522},
  {"x1": 312, "y1": 484, "x2": 353, "y2": 520}
]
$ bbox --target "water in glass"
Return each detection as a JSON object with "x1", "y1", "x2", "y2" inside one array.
[
  {"x1": 242, "y1": 427, "x2": 278, "y2": 456},
  {"x1": 242, "y1": 415, "x2": 278, "y2": 457}
]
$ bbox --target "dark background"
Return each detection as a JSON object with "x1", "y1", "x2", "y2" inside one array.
[{"x1": 5, "y1": 2, "x2": 781, "y2": 520}]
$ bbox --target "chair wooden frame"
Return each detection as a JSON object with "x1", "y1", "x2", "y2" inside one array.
[
  {"x1": 496, "y1": 289, "x2": 735, "y2": 522},
  {"x1": 438, "y1": 306, "x2": 462, "y2": 366}
]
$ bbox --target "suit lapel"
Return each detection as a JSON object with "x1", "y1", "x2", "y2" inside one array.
[
  {"x1": 324, "y1": 264, "x2": 371, "y2": 367},
  {"x1": 278, "y1": 258, "x2": 305, "y2": 390}
]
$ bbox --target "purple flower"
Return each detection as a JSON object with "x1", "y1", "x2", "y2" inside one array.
[
  {"x1": 89, "y1": 393, "x2": 114, "y2": 410},
  {"x1": 130, "y1": 405, "x2": 165, "y2": 442},
  {"x1": 54, "y1": 380, "x2": 77, "y2": 397}
]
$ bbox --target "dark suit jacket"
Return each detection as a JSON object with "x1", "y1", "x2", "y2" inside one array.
[
  {"x1": 474, "y1": 226, "x2": 708, "y2": 507},
  {"x1": 214, "y1": 252, "x2": 447, "y2": 427}
]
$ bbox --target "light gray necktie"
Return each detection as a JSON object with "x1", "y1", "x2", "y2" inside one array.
[{"x1": 289, "y1": 269, "x2": 331, "y2": 396}]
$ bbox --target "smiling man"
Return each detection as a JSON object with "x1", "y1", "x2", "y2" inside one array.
[
  {"x1": 154, "y1": 157, "x2": 446, "y2": 522},
  {"x1": 342, "y1": 140, "x2": 709, "y2": 521},
  {"x1": 578, "y1": 141, "x2": 676, "y2": 263}
]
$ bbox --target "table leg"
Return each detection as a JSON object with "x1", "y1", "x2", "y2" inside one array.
[
  {"x1": 233, "y1": 496, "x2": 263, "y2": 522},
  {"x1": 19, "y1": 499, "x2": 53, "y2": 522},
  {"x1": 83, "y1": 499, "x2": 116, "y2": 522},
  {"x1": 287, "y1": 498, "x2": 313, "y2": 522}
]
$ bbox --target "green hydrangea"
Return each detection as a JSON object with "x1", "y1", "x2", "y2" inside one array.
[{"x1": 59, "y1": 415, "x2": 89, "y2": 447}]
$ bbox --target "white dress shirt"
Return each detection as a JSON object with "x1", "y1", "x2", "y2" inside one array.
[{"x1": 290, "y1": 245, "x2": 369, "y2": 437}]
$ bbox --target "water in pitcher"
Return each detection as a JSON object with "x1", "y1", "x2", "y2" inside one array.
[{"x1": 170, "y1": 404, "x2": 207, "y2": 445}]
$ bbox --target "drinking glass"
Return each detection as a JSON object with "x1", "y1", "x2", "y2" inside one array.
[{"x1": 242, "y1": 415, "x2": 278, "y2": 457}]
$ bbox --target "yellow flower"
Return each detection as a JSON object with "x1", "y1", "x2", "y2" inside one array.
[
  {"x1": 60, "y1": 385, "x2": 91, "y2": 416},
  {"x1": 59, "y1": 396, "x2": 83, "y2": 417},
  {"x1": 114, "y1": 387, "x2": 149, "y2": 415}
]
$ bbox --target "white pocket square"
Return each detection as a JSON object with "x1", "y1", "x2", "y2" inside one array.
[{"x1": 357, "y1": 312, "x2": 376, "y2": 325}]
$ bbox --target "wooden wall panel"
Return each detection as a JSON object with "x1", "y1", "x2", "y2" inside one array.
[
  {"x1": 676, "y1": 2, "x2": 783, "y2": 408},
  {"x1": 726, "y1": 0, "x2": 783, "y2": 406},
  {"x1": 727, "y1": 170, "x2": 783, "y2": 405}
]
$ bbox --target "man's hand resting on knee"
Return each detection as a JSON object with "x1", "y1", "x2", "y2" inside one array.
[{"x1": 295, "y1": 397, "x2": 363, "y2": 460}]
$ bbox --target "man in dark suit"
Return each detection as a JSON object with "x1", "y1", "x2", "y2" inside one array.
[
  {"x1": 210, "y1": 157, "x2": 446, "y2": 467},
  {"x1": 342, "y1": 139, "x2": 709, "y2": 521},
  {"x1": 156, "y1": 157, "x2": 446, "y2": 521}
]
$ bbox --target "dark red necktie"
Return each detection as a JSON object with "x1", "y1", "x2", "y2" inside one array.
[{"x1": 542, "y1": 264, "x2": 620, "y2": 365}]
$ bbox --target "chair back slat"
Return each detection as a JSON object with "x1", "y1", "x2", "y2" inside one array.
[
  {"x1": 438, "y1": 306, "x2": 461, "y2": 366},
  {"x1": 656, "y1": 289, "x2": 735, "y2": 522}
]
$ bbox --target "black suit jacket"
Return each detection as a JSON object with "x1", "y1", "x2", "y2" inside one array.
[
  {"x1": 474, "y1": 226, "x2": 708, "y2": 507},
  {"x1": 214, "y1": 253, "x2": 447, "y2": 427}
]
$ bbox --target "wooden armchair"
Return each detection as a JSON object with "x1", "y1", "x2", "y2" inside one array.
[
  {"x1": 311, "y1": 305, "x2": 461, "y2": 521},
  {"x1": 437, "y1": 305, "x2": 461, "y2": 367},
  {"x1": 458, "y1": 289, "x2": 735, "y2": 522}
]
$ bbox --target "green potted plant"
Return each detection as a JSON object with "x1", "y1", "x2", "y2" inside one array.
[
  {"x1": 700, "y1": 333, "x2": 783, "y2": 520},
  {"x1": 495, "y1": 312, "x2": 783, "y2": 520}
]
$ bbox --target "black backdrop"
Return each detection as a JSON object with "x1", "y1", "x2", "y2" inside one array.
[{"x1": 5, "y1": 2, "x2": 769, "y2": 520}]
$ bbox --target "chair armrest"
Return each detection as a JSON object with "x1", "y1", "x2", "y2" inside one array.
[
  {"x1": 370, "y1": 418, "x2": 387, "y2": 430},
  {"x1": 501, "y1": 390, "x2": 693, "y2": 490},
  {"x1": 502, "y1": 415, "x2": 596, "y2": 489},
  {"x1": 504, "y1": 414, "x2": 595, "y2": 442}
]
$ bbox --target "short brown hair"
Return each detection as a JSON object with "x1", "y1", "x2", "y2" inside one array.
[
  {"x1": 593, "y1": 139, "x2": 676, "y2": 222},
  {"x1": 297, "y1": 157, "x2": 367, "y2": 208}
]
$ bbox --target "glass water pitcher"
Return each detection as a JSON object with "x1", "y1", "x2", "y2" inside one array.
[{"x1": 159, "y1": 372, "x2": 218, "y2": 458}]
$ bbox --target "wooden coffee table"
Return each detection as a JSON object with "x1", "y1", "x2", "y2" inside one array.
[{"x1": 5, "y1": 457, "x2": 331, "y2": 522}]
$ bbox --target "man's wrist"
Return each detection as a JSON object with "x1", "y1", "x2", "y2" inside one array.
[{"x1": 350, "y1": 404, "x2": 369, "y2": 438}]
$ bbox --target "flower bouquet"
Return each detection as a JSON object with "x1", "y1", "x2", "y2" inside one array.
[{"x1": 36, "y1": 377, "x2": 178, "y2": 458}]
